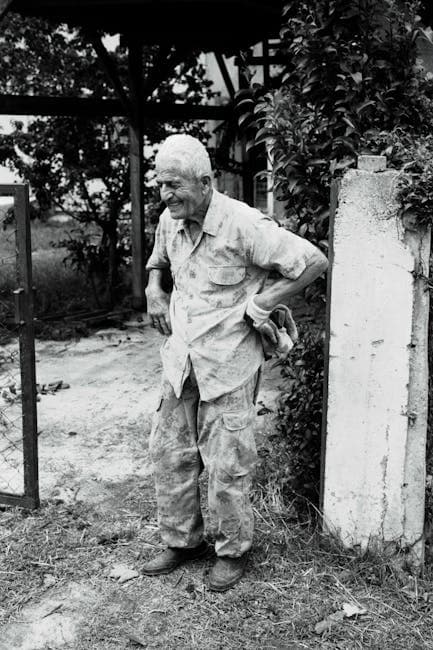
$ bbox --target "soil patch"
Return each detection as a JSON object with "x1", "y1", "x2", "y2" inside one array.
[{"x1": 1, "y1": 319, "x2": 282, "y2": 650}]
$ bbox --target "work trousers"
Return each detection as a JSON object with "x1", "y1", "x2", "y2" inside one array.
[{"x1": 149, "y1": 369, "x2": 259, "y2": 557}]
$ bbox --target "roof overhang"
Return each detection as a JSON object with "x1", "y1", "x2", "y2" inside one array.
[{"x1": 8, "y1": 0, "x2": 283, "y2": 51}]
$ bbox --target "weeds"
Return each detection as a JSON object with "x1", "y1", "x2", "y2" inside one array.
[
  {"x1": 0, "y1": 221, "x2": 106, "y2": 327},
  {"x1": 1, "y1": 480, "x2": 433, "y2": 649}
]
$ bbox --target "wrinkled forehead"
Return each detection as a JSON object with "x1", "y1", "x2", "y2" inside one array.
[
  {"x1": 155, "y1": 156, "x2": 192, "y2": 176},
  {"x1": 155, "y1": 165, "x2": 195, "y2": 184}
]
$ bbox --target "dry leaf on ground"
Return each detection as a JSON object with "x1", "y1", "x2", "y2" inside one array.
[{"x1": 109, "y1": 564, "x2": 139, "y2": 584}]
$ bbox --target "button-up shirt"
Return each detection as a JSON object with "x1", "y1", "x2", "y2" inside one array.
[{"x1": 146, "y1": 189, "x2": 318, "y2": 401}]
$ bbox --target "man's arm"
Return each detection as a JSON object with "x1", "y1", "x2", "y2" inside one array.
[
  {"x1": 146, "y1": 269, "x2": 172, "y2": 336},
  {"x1": 253, "y1": 248, "x2": 328, "y2": 312}
]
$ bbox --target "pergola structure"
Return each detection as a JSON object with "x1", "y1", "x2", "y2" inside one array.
[{"x1": 0, "y1": 0, "x2": 283, "y2": 308}]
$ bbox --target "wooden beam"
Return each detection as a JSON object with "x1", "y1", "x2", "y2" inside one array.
[
  {"x1": 128, "y1": 37, "x2": 146, "y2": 311},
  {"x1": 238, "y1": 60, "x2": 254, "y2": 206},
  {"x1": 0, "y1": 492, "x2": 39, "y2": 509},
  {"x1": 84, "y1": 28, "x2": 132, "y2": 119},
  {"x1": 245, "y1": 55, "x2": 287, "y2": 66},
  {"x1": 14, "y1": 184, "x2": 39, "y2": 508},
  {"x1": 0, "y1": 94, "x2": 231, "y2": 120},
  {"x1": 262, "y1": 39, "x2": 270, "y2": 87},
  {"x1": 214, "y1": 52, "x2": 236, "y2": 99}
]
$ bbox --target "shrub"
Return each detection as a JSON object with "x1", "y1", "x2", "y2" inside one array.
[
  {"x1": 245, "y1": 0, "x2": 433, "y2": 509},
  {"x1": 258, "y1": 324, "x2": 325, "y2": 510}
]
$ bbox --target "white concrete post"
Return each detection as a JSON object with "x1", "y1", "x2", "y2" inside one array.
[{"x1": 322, "y1": 155, "x2": 431, "y2": 563}]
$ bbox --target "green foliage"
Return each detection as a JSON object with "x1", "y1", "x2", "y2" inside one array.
[
  {"x1": 0, "y1": 13, "x2": 214, "y2": 308},
  {"x1": 240, "y1": 0, "x2": 433, "y2": 247},
  {"x1": 258, "y1": 325, "x2": 325, "y2": 508},
  {"x1": 246, "y1": 0, "x2": 433, "y2": 505},
  {"x1": 396, "y1": 136, "x2": 433, "y2": 227},
  {"x1": 0, "y1": 222, "x2": 97, "y2": 325}
]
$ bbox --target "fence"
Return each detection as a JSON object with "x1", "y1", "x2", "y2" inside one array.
[{"x1": 0, "y1": 184, "x2": 39, "y2": 509}]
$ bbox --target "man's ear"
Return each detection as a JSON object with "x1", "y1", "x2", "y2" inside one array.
[{"x1": 201, "y1": 175, "x2": 212, "y2": 193}]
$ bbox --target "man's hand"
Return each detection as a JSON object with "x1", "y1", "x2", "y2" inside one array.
[
  {"x1": 245, "y1": 296, "x2": 298, "y2": 361},
  {"x1": 146, "y1": 287, "x2": 172, "y2": 336},
  {"x1": 255, "y1": 319, "x2": 279, "y2": 346}
]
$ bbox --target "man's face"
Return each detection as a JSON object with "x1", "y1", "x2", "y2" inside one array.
[
  {"x1": 156, "y1": 168, "x2": 207, "y2": 220},
  {"x1": 156, "y1": 169, "x2": 206, "y2": 219}
]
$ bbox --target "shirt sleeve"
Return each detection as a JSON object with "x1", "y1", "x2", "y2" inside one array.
[
  {"x1": 145, "y1": 211, "x2": 170, "y2": 270},
  {"x1": 247, "y1": 213, "x2": 319, "y2": 279}
]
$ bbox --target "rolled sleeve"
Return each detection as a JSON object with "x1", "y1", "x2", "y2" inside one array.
[
  {"x1": 248, "y1": 215, "x2": 318, "y2": 280},
  {"x1": 146, "y1": 212, "x2": 170, "y2": 270}
]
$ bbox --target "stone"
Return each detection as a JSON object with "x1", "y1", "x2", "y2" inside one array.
[
  {"x1": 323, "y1": 167, "x2": 430, "y2": 564},
  {"x1": 357, "y1": 155, "x2": 387, "y2": 172}
]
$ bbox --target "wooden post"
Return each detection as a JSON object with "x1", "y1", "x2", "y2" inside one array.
[
  {"x1": 214, "y1": 52, "x2": 235, "y2": 99},
  {"x1": 128, "y1": 37, "x2": 146, "y2": 311},
  {"x1": 0, "y1": 184, "x2": 41, "y2": 509},
  {"x1": 262, "y1": 39, "x2": 270, "y2": 88},
  {"x1": 238, "y1": 58, "x2": 254, "y2": 206},
  {"x1": 14, "y1": 185, "x2": 39, "y2": 508}
]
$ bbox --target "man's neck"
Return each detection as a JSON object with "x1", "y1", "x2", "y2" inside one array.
[{"x1": 188, "y1": 189, "x2": 213, "y2": 227}]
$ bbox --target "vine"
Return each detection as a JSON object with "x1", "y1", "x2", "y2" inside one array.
[{"x1": 240, "y1": 0, "x2": 433, "y2": 507}]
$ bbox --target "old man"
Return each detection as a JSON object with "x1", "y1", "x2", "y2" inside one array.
[{"x1": 143, "y1": 134, "x2": 328, "y2": 591}]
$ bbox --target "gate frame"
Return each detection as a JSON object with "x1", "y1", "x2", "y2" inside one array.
[{"x1": 0, "y1": 183, "x2": 39, "y2": 509}]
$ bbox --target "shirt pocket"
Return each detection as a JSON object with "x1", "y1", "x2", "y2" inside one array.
[
  {"x1": 208, "y1": 265, "x2": 246, "y2": 285},
  {"x1": 207, "y1": 265, "x2": 247, "y2": 308}
]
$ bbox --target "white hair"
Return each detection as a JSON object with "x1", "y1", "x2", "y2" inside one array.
[{"x1": 155, "y1": 134, "x2": 212, "y2": 179}]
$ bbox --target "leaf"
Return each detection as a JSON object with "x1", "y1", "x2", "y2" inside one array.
[
  {"x1": 342, "y1": 602, "x2": 368, "y2": 617},
  {"x1": 350, "y1": 72, "x2": 363, "y2": 84},
  {"x1": 124, "y1": 629, "x2": 147, "y2": 647},
  {"x1": 356, "y1": 100, "x2": 375, "y2": 114},
  {"x1": 342, "y1": 116, "x2": 356, "y2": 130},
  {"x1": 314, "y1": 619, "x2": 330, "y2": 635},
  {"x1": 255, "y1": 127, "x2": 272, "y2": 145},
  {"x1": 238, "y1": 112, "x2": 254, "y2": 128},
  {"x1": 314, "y1": 603, "x2": 367, "y2": 636},
  {"x1": 109, "y1": 564, "x2": 139, "y2": 584},
  {"x1": 314, "y1": 610, "x2": 345, "y2": 635},
  {"x1": 299, "y1": 223, "x2": 308, "y2": 236}
]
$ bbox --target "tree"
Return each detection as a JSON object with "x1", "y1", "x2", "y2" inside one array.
[
  {"x1": 242, "y1": 0, "x2": 433, "y2": 248},
  {"x1": 0, "y1": 12, "x2": 214, "y2": 306},
  {"x1": 243, "y1": 0, "x2": 433, "y2": 508}
]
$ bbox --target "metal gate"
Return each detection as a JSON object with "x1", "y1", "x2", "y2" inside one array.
[{"x1": 0, "y1": 184, "x2": 39, "y2": 508}]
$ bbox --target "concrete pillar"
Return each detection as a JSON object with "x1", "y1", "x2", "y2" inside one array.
[{"x1": 322, "y1": 155, "x2": 431, "y2": 563}]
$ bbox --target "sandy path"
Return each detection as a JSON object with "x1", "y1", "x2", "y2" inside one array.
[
  {"x1": 1, "y1": 319, "x2": 282, "y2": 650},
  {"x1": 34, "y1": 322, "x2": 162, "y2": 503},
  {"x1": 33, "y1": 318, "x2": 280, "y2": 503}
]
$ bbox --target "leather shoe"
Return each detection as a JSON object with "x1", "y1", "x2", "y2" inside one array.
[
  {"x1": 142, "y1": 541, "x2": 209, "y2": 576},
  {"x1": 208, "y1": 555, "x2": 248, "y2": 592}
]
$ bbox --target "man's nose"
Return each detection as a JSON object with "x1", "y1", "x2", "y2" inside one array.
[{"x1": 160, "y1": 184, "x2": 173, "y2": 201}]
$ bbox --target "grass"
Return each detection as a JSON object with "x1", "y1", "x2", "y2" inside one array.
[
  {"x1": 1, "y1": 480, "x2": 433, "y2": 649},
  {"x1": 0, "y1": 219, "x2": 101, "y2": 327},
  {"x1": 1, "y1": 215, "x2": 433, "y2": 647}
]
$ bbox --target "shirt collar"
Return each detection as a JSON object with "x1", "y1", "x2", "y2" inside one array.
[{"x1": 175, "y1": 189, "x2": 224, "y2": 236}]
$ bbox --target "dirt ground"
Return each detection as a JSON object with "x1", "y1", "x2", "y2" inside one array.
[{"x1": 0, "y1": 317, "x2": 282, "y2": 650}]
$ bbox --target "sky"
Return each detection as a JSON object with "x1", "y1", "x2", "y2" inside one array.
[
  {"x1": 0, "y1": 114, "x2": 27, "y2": 183},
  {"x1": 0, "y1": 115, "x2": 29, "y2": 204}
]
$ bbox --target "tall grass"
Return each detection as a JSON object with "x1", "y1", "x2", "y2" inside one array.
[{"x1": 0, "y1": 220, "x2": 99, "y2": 324}]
